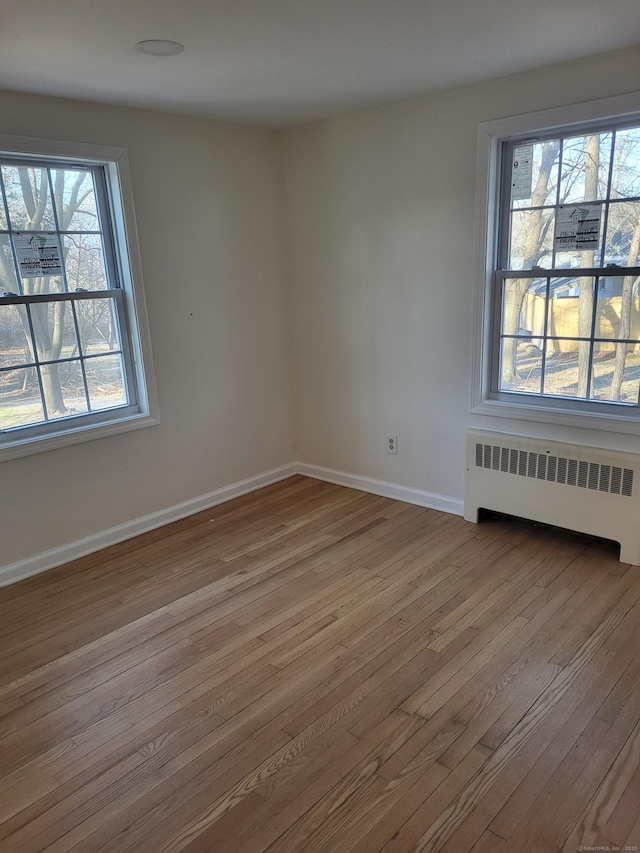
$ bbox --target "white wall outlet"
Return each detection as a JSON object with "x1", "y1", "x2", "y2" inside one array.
[{"x1": 386, "y1": 434, "x2": 398, "y2": 454}]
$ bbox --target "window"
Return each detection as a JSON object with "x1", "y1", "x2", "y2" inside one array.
[
  {"x1": 0, "y1": 138, "x2": 157, "y2": 460},
  {"x1": 473, "y1": 95, "x2": 640, "y2": 432}
]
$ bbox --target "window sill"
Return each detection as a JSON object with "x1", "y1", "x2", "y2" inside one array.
[
  {"x1": 0, "y1": 412, "x2": 160, "y2": 462},
  {"x1": 470, "y1": 396, "x2": 640, "y2": 436}
]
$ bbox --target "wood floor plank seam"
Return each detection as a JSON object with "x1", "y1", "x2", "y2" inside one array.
[{"x1": 0, "y1": 477, "x2": 637, "y2": 853}]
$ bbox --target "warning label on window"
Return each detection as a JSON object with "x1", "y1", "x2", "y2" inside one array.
[
  {"x1": 14, "y1": 233, "x2": 62, "y2": 278},
  {"x1": 511, "y1": 144, "x2": 533, "y2": 201},
  {"x1": 553, "y1": 204, "x2": 602, "y2": 252}
]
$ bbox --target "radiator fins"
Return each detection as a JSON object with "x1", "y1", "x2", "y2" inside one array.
[{"x1": 475, "y1": 442, "x2": 633, "y2": 497}]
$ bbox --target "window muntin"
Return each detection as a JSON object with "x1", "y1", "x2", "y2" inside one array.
[
  {"x1": 493, "y1": 122, "x2": 640, "y2": 410},
  {"x1": 0, "y1": 155, "x2": 140, "y2": 440}
]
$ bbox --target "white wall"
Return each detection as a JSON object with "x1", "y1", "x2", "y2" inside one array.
[
  {"x1": 0, "y1": 90, "x2": 294, "y2": 568},
  {"x1": 283, "y1": 46, "x2": 640, "y2": 505}
]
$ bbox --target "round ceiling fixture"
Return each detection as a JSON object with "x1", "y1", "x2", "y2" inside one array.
[{"x1": 135, "y1": 39, "x2": 184, "y2": 56}]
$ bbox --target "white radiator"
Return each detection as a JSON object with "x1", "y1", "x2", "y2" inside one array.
[{"x1": 464, "y1": 429, "x2": 640, "y2": 565}]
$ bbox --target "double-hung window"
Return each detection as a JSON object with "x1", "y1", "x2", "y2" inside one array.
[
  {"x1": 475, "y1": 96, "x2": 640, "y2": 432},
  {"x1": 0, "y1": 138, "x2": 157, "y2": 459}
]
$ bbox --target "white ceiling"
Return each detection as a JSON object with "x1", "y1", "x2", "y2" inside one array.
[{"x1": 1, "y1": 0, "x2": 640, "y2": 126}]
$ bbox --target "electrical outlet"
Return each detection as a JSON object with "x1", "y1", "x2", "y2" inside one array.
[{"x1": 386, "y1": 434, "x2": 398, "y2": 454}]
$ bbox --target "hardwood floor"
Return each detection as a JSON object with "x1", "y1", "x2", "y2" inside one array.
[{"x1": 0, "y1": 475, "x2": 639, "y2": 852}]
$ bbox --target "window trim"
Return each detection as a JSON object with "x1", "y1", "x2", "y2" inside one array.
[
  {"x1": 0, "y1": 134, "x2": 159, "y2": 461},
  {"x1": 471, "y1": 91, "x2": 640, "y2": 435}
]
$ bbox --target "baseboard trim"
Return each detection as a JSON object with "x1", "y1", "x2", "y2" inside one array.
[
  {"x1": 297, "y1": 462, "x2": 464, "y2": 517},
  {"x1": 0, "y1": 462, "x2": 298, "y2": 589},
  {"x1": 1, "y1": 460, "x2": 462, "y2": 589}
]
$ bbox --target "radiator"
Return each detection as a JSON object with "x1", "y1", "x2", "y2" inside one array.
[{"x1": 464, "y1": 428, "x2": 640, "y2": 565}]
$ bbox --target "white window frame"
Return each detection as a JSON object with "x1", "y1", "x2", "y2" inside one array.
[
  {"x1": 0, "y1": 134, "x2": 159, "y2": 461},
  {"x1": 471, "y1": 92, "x2": 640, "y2": 435}
]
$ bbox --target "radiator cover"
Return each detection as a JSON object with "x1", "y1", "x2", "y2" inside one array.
[{"x1": 464, "y1": 429, "x2": 640, "y2": 565}]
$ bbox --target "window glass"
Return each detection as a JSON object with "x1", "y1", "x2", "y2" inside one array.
[
  {"x1": 51, "y1": 168, "x2": 100, "y2": 231},
  {"x1": 63, "y1": 234, "x2": 108, "y2": 291},
  {"x1": 1, "y1": 165, "x2": 56, "y2": 230},
  {"x1": 559, "y1": 133, "x2": 612, "y2": 204},
  {"x1": 494, "y1": 121, "x2": 640, "y2": 412},
  {"x1": 0, "y1": 151, "x2": 144, "y2": 447}
]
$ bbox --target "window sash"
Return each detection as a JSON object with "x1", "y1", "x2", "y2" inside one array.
[
  {"x1": 490, "y1": 121, "x2": 640, "y2": 411},
  {"x1": 0, "y1": 152, "x2": 144, "y2": 442},
  {"x1": 0, "y1": 283, "x2": 138, "y2": 441},
  {"x1": 0, "y1": 159, "x2": 119, "y2": 297}
]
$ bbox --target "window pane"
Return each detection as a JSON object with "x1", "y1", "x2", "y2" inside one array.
[
  {"x1": 0, "y1": 235, "x2": 20, "y2": 294},
  {"x1": 547, "y1": 277, "x2": 595, "y2": 338},
  {"x1": 41, "y1": 360, "x2": 89, "y2": 419},
  {"x1": 0, "y1": 186, "x2": 7, "y2": 230},
  {"x1": 29, "y1": 300, "x2": 79, "y2": 362},
  {"x1": 542, "y1": 342, "x2": 589, "y2": 398},
  {"x1": 85, "y1": 354, "x2": 127, "y2": 411},
  {"x1": 500, "y1": 337, "x2": 542, "y2": 393},
  {"x1": 595, "y1": 275, "x2": 640, "y2": 339},
  {"x1": 0, "y1": 367, "x2": 44, "y2": 429},
  {"x1": 559, "y1": 133, "x2": 612, "y2": 204},
  {"x1": 502, "y1": 277, "x2": 547, "y2": 342},
  {"x1": 1, "y1": 166, "x2": 55, "y2": 230},
  {"x1": 611, "y1": 127, "x2": 640, "y2": 199},
  {"x1": 509, "y1": 209, "x2": 554, "y2": 269},
  {"x1": 0, "y1": 304, "x2": 32, "y2": 367},
  {"x1": 591, "y1": 343, "x2": 640, "y2": 403},
  {"x1": 604, "y1": 201, "x2": 640, "y2": 266},
  {"x1": 76, "y1": 298, "x2": 121, "y2": 355},
  {"x1": 51, "y1": 169, "x2": 100, "y2": 232},
  {"x1": 19, "y1": 270, "x2": 65, "y2": 295},
  {"x1": 63, "y1": 234, "x2": 108, "y2": 291},
  {"x1": 511, "y1": 140, "x2": 560, "y2": 210}
]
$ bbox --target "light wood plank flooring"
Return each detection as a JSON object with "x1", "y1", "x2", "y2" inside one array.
[{"x1": 1, "y1": 475, "x2": 639, "y2": 852}]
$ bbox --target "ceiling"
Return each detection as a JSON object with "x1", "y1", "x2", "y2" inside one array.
[{"x1": 1, "y1": 0, "x2": 640, "y2": 126}]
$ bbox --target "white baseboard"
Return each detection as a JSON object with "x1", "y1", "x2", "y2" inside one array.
[
  {"x1": 297, "y1": 462, "x2": 464, "y2": 517},
  {"x1": 1, "y1": 461, "x2": 462, "y2": 589},
  {"x1": 0, "y1": 463, "x2": 297, "y2": 589}
]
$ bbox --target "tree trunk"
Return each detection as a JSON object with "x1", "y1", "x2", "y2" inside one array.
[
  {"x1": 502, "y1": 286, "x2": 526, "y2": 385},
  {"x1": 610, "y1": 213, "x2": 640, "y2": 400},
  {"x1": 5, "y1": 168, "x2": 93, "y2": 421},
  {"x1": 576, "y1": 135, "x2": 600, "y2": 397},
  {"x1": 502, "y1": 141, "x2": 559, "y2": 385},
  {"x1": 40, "y1": 363, "x2": 67, "y2": 416},
  {"x1": 15, "y1": 288, "x2": 69, "y2": 416}
]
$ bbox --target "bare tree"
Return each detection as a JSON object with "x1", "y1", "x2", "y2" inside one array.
[
  {"x1": 503, "y1": 128, "x2": 640, "y2": 403},
  {"x1": 502, "y1": 140, "x2": 559, "y2": 385},
  {"x1": 610, "y1": 216, "x2": 640, "y2": 400},
  {"x1": 3, "y1": 166, "x2": 94, "y2": 416},
  {"x1": 576, "y1": 134, "x2": 599, "y2": 397}
]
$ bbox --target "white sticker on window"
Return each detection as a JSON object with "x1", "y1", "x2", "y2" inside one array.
[
  {"x1": 511, "y1": 144, "x2": 533, "y2": 201},
  {"x1": 14, "y1": 232, "x2": 62, "y2": 278},
  {"x1": 553, "y1": 204, "x2": 602, "y2": 252}
]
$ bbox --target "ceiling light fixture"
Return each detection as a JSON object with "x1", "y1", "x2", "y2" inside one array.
[{"x1": 135, "y1": 39, "x2": 184, "y2": 56}]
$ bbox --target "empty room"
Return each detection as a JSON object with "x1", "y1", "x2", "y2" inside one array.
[{"x1": 1, "y1": 1, "x2": 640, "y2": 850}]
